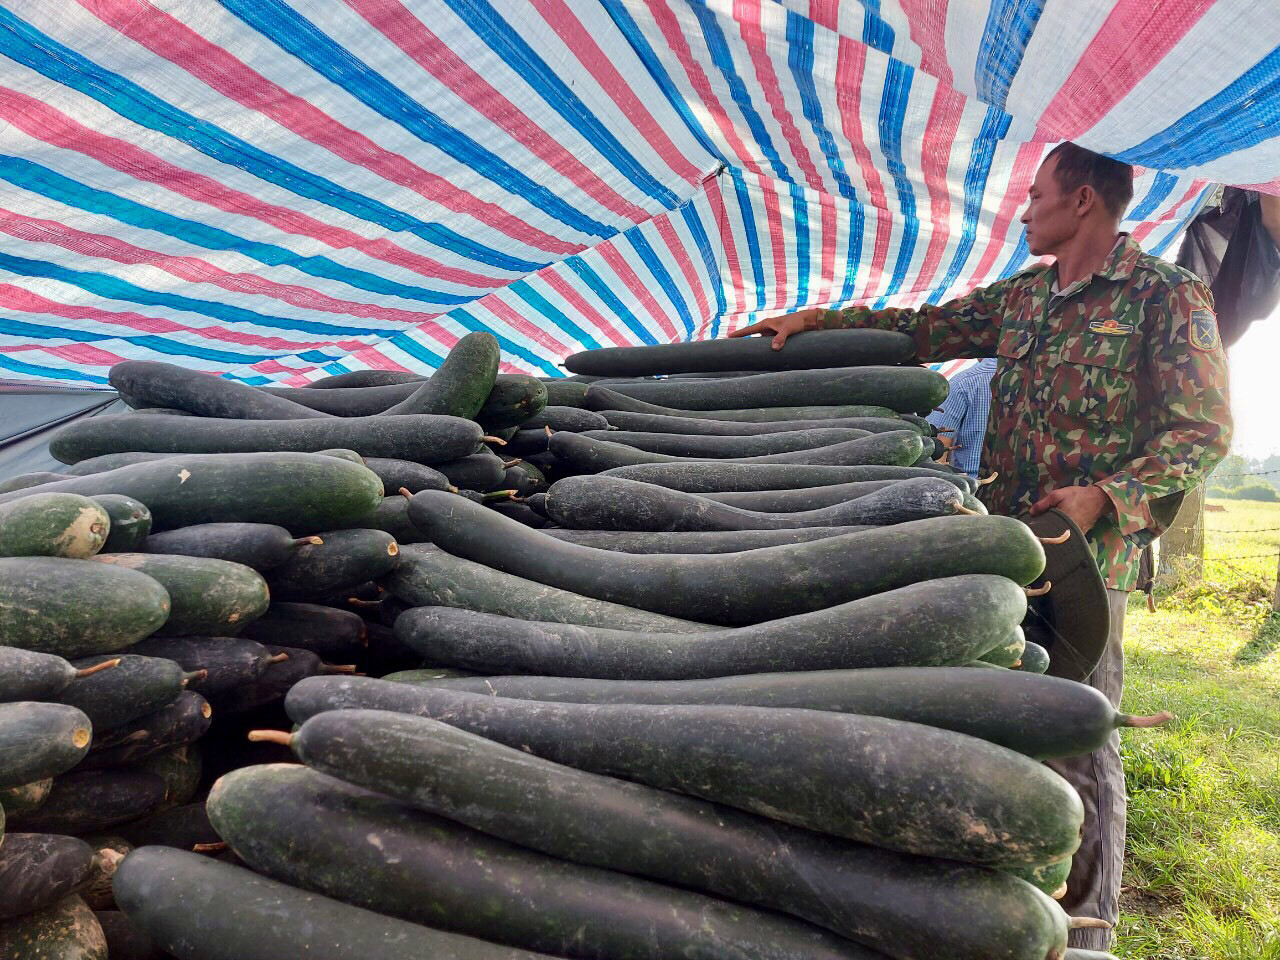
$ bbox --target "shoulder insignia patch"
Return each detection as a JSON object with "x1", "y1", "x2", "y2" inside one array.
[
  {"x1": 1088, "y1": 317, "x2": 1135, "y2": 336},
  {"x1": 1189, "y1": 308, "x2": 1220, "y2": 351}
]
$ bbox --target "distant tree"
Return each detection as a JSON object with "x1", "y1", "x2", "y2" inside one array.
[
  {"x1": 1209, "y1": 454, "x2": 1255, "y2": 494},
  {"x1": 1221, "y1": 482, "x2": 1279, "y2": 502},
  {"x1": 1261, "y1": 454, "x2": 1280, "y2": 493}
]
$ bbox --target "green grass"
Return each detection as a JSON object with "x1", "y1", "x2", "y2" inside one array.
[{"x1": 1116, "y1": 499, "x2": 1280, "y2": 959}]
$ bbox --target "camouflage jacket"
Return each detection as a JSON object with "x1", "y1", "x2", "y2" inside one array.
[{"x1": 824, "y1": 234, "x2": 1231, "y2": 590}]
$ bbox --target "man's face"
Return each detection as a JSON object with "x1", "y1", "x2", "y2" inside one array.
[{"x1": 1021, "y1": 155, "x2": 1080, "y2": 257}]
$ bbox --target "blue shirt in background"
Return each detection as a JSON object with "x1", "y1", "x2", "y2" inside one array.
[{"x1": 927, "y1": 358, "x2": 997, "y2": 478}]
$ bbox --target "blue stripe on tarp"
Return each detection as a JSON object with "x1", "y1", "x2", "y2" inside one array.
[
  {"x1": 598, "y1": 0, "x2": 727, "y2": 166},
  {"x1": 1128, "y1": 172, "x2": 1179, "y2": 221},
  {"x1": 686, "y1": 0, "x2": 793, "y2": 184},
  {"x1": 0, "y1": 351, "x2": 110, "y2": 384},
  {"x1": 442, "y1": 307, "x2": 561, "y2": 377},
  {"x1": 995, "y1": 229, "x2": 1031, "y2": 280},
  {"x1": 729, "y1": 170, "x2": 767, "y2": 311},
  {"x1": 444, "y1": 0, "x2": 685, "y2": 209},
  {"x1": 788, "y1": 180, "x2": 811, "y2": 310},
  {"x1": 0, "y1": 251, "x2": 387, "y2": 340},
  {"x1": 561, "y1": 258, "x2": 660, "y2": 346},
  {"x1": 928, "y1": 106, "x2": 1012, "y2": 303},
  {"x1": 0, "y1": 9, "x2": 542, "y2": 273},
  {"x1": 973, "y1": 0, "x2": 1046, "y2": 110},
  {"x1": 503, "y1": 276, "x2": 605, "y2": 352},
  {"x1": 0, "y1": 156, "x2": 473, "y2": 311},
  {"x1": 784, "y1": 12, "x2": 857, "y2": 201},
  {"x1": 627, "y1": 229, "x2": 695, "y2": 338},
  {"x1": 874, "y1": 59, "x2": 918, "y2": 308},
  {"x1": 378, "y1": 335, "x2": 450, "y2": 378},
  {"x1": 838, "y1": 198, "x2": 867, "y2": 304},
  {"x1": 0, "y1": 314, "x2": 263, "y2": 364},
  {"x1": 1149, "y1": 228, "x2": 1181, "y2": 259},
  {"x1": 860, "y1": 0, "x2": 896, "y2": 56},
  {"x1": 1150, "y1": 185, "x2": 1214, "y2": 258},
  {"x1": 223, "y1": 0, "x2": 613, "y2": 239},
  {"x1": 381, "y1": 331, "x2": 447, "y2": 371},
  {"x1": 1119, "y1": 46, "x2": 1280, "y2": 168},
  {"x1": 680, "y1": 197, "x2": 727, "y2": 333}
]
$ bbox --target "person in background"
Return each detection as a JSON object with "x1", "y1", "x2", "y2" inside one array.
[
  {"x1": 731, "y1": 142, "x2": 1232, "y2": 950},
  {"x1": 926, "y1": 358, "x2": 996, "y2": 478}
]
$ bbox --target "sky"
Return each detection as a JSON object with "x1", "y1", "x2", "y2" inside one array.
[{"x1": 1226, "y1": 313, "x2": 1280, "y2": 458}]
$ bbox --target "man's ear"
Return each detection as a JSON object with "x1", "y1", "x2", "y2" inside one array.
[{"x1": 1075, "y1": 185, "x2": 1097, "y2": 218}]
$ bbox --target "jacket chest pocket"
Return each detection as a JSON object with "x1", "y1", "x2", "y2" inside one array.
[
  {"x1": 993, "y1": 326, "x2": 1031, "y2": 408},
  {"x1": 1046, "y1": 338, "x2": 1138, "y2": 421}
]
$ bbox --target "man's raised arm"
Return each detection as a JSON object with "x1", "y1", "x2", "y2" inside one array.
[{"x1": 728, "y1": 276, "x2": 1020, "y2": 361}]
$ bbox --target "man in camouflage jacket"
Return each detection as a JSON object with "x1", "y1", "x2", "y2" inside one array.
[{"x1": 733, "y1": 143, "x2": 1231, "y2": 948}]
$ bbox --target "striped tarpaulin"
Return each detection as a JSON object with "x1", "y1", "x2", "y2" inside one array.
[{"x1": 0, "y1": 0, "x2": 1272, "y2": 386}]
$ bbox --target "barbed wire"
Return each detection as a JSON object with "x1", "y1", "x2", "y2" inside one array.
[
  {"x1": 1201, "y1": 554, "x2": 1277, "y2": 586},
  {"x1": 1205, "y1": 552, "x2": 1280, "y2": 562},
  {"x1": 1211, "y1": 526, "x2": 1280, "y2": 535},
  {"x1": 1212, "y1": 468, "x2": 1280, "y2": 479}
]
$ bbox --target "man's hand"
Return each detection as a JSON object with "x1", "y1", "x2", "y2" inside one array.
[
  {"x1": 728, "y1": 308, "x2": 823, "y2": 350},
  {"x1": 1030, "y1": 484, "x2": 1113, "y2": 534}
]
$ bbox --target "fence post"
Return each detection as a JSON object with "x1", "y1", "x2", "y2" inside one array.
[{"x1": 1157, "y1": 485, "x2": 1205, "y2": 588}]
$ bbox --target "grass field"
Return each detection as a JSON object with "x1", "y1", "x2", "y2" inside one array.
[{"x1": 1116, "y1": 499, "x2": 1280, "y2": 959}]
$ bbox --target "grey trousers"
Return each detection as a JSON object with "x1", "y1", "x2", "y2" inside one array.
[{"x1": 1045, "y1": 588, "x2": 1129, "y2": 951}]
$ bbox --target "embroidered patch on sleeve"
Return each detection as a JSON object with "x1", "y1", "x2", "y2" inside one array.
[{"x1": 1189, "y1": 308, "x2": 1220, "y2": 351}]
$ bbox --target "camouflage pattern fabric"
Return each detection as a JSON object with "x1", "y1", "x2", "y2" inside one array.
[{"x1": 823, "y1": 234, "x2": 1231, "y2": 590}]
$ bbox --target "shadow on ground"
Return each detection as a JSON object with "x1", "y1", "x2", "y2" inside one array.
[{"x1": 1235, "y1": 613, "x2": 1280, "y2": 666}]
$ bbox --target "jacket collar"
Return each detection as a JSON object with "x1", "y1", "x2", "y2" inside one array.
[
  {"x1": 1097, "y1": 233, "x2": 1142, "y2": 282},
  {"x1": 1048, "y1": 233, "x2": 1139, "y2": 301}
]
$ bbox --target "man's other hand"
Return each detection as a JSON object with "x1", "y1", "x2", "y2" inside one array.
[
  {"x1": 1030, "y1": 484, "x2": 1113, "y2": 534},
  {"x1": 728, "y1": 308, "x2": 823, "y2": 350}
]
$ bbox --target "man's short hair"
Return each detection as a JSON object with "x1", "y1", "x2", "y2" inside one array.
[{"x1": 1045, "y1": 142, "x2": 1134, "y2": 220}]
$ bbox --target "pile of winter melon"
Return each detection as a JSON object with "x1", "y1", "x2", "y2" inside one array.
[{"x1": 0, "y1": 330, "x2": 1160, "y2": 960}]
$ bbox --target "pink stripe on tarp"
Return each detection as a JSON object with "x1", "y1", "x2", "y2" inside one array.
[
  {"x1": 936, "y1": 358, "x2": 973, "y2": 378},
  {"x1": 1131, "y1": 178, "x2": 1208, "y2": 244},
  {"x1": 0, "y1": 88, "x2": 506, "y2": 290},
  {"x1": 734, "y1": 0, "x2": 826, "y2": 192},
  {"x1": 642, "y1": 0, "x2": 765, "y2": 177},
  {"x1": 912, "y1": 84, "x2": 965, "y2": 295},
  {"x1": 652, "y1": 215, "x2": 712, "y2": 330},
  {"x1": 39, "y1": 343, "x2": 127, "y2": 367},
  {"x1": 282, "y1": 348, "x2": 415, "y2": 385},
  {"x1": 898, "y1": 0, "x2": 955, "y2": 86},
  {"x1": 961, "y1": 140, "x2": 1044, "y2": 292},
  {"x1": 705, "y1": 176, "x2": 747, "y2": 317},
  {"x1": 1236, "y1": 178, "x2": 1280, "y2": 195},
  {"x1": 811, "y1": 189, "x2": 837, "y2": 306},
  {"x1": 539, "y1": 271, "x2": 632, "y2": 349},
  {"x1": 344, "y1": 0, "x2": 652, "y2": 225},
  {"x1": 0, "y1": 207, "x2": 460, "y2": 338},
  {"x1": 529, "y1": 0, "x2": 704, "y2": 187},
  {"x1": 596, "y1": 244, "x2": 680, "y2": 341},
  {"x1": 0, "y1": 283, "x2": 370, "y2": 353},
  {"x1": 834, "y1": 36, "x2": 891, "y2": 299},
  {"x1": 473, "y1": 294, "x2": 573, "y2": 358},
  {"x1": 805, "y1": 0, "x2": 838, "y2": 32},
  {"x1": 757, "y1": 174, "x2": 789, "y2": 309},
  {"x1": 1037, "y1": 0, "x2": 1213, "y2": 141},
  {"x1": 79, "y1": 0, "x2": 581, "y2": 256},
  {"x1": 248, "y1": 358, "x2": 310, "y2": 377}
]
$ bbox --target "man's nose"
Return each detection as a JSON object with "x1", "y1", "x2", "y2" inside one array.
[{"x1": 1020, "y1": 207, "x2": 1031, "y2": 224}]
